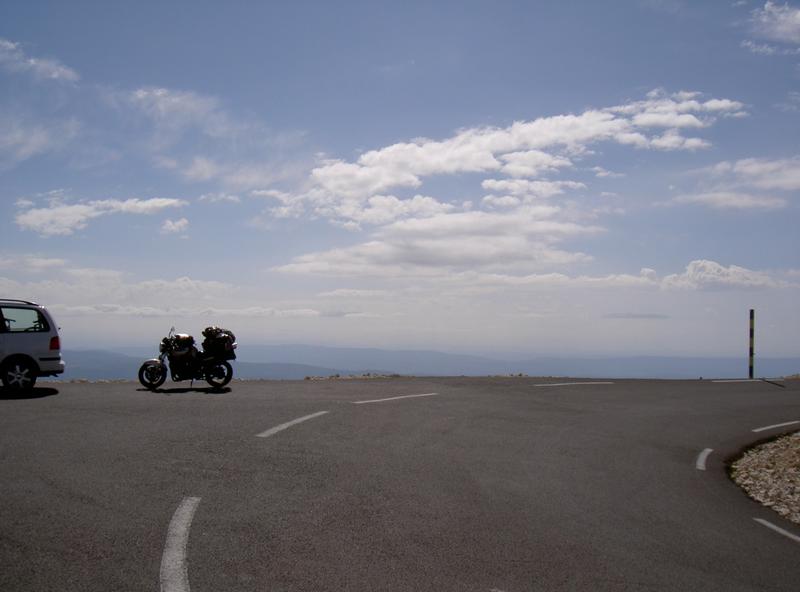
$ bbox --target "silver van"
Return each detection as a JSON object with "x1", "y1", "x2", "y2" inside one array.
[{"x1": 0, "y1": 299, "x2": 65, "y2": 391}]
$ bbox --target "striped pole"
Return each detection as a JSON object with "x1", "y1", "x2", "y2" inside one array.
[{"x1": 749, "y1": 309, "x2": 755, "y2": 379}]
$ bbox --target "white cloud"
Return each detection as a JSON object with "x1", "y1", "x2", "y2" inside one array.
[
  {"x1": 199, "y1": 192, "x2": 241, "y2": 203},
  {"x1": 276, "y1": 250, "x2": 789, "y2": 295},
  {"x1": 482, "y1": 195, "x2": 521, "y2": 209},
  {"x1": 720, "y1": 156, "x2": 800, "y2": 190},
  {"x1": 632, "y1": 112, "x2": 706, "y2": 128},
  {"x1": 592, "y1": 166, "x2": 624, "y2": 178},
  {"x1": 274, "y1": 207, "x2": 601, "y2": 277},
  {"x1": 679, "y1": 156, "x2": 799, "y2": 211},
  {"x1": 0, "y1": 38, "x2": 79, "y2": 82},
  {"x1": 662, "y1": 260, "x2": 783, "y2": 290},
  {"x1": 481, "y1": 179, "x2": 585, "y2": 199},
  {"x1": 311, "y1": 159, "x2": 422, "y2": 198},
  {"x1": 750, "y1": 1, "x2": 800, "y2": 45},
  {"x1": 161, "y1": 218, "x2": 190, "y2": 235},
  {"x1": 324, "y1": 194, "x2": 455, "y2": 227},
  {"x1": 0, "y1": 254, "x2": 66, "y2": 273},
  {"x1": 499, "y1": 150, "x2": 573, "y2": 178},
  {"x1": 0, "y1": 117, "x2": 80, "y2": 170},
  {"x1": 15, "y1": 198, "x2": 188, "y2": 236},
  {"x1": 125, "y1": 87, "x2": 238, "y2": 138},
  {"x1": 673, "y1": 191, "x2": 786, "y2": 209},
  {"x1": 650, "y1": 129, "x2": 710, "y2": 151},
  {"x1": 695, "y1": 155, "x2": 800, "y2": 192},
  {"x1": 263, "y1": 90, "x2": 743, "y2": 229}
]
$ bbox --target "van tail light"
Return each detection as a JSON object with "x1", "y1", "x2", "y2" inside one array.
[{"x1": 49, "y1": 336, "x2": 60, "y2": 350}]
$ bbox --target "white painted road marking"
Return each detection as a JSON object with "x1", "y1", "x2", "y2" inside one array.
[
  {"x1": 534, "y1": 381, "x2": 615, "y2": 387},
  {"x1": 256, "y1": 411, "x2": 329, "y2": 438},
  {"x1": 754, "y1": 518, "x2": 800, "y2": 544},
  {"x1": 696, "y1": 448, "x2": 713, "y2": 471},
  {"x1": 161, "y1": 496, "x2": 201, "y2": 592},
  {"x1": 752, "y1": 420, "x2": 800, "y2": 433},
  {"x1": 353, "y1": 392, "x2": 439, "y2": 405},
  {"x1": 711, "y1": 379, "x2": 784, "y2": 383}
]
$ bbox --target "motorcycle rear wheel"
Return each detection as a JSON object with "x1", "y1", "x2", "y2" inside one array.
[
  {"x1": 206, "y1": 361, "x2": 233, "y2": 388},
  {"x1": 138, "y1": 360, "x2": 167, "y2": 389}
]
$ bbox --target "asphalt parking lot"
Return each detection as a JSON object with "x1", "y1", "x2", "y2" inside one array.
[{"x1": 1, "y1": 377, "x2": 798, "y2": 591}]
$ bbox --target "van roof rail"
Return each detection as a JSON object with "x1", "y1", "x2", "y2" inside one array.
[{"x1": 0, "y1": 299, "x2": 39, "y2": 305}]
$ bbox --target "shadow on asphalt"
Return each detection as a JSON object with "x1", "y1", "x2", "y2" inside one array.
[
  {"x1": 0, "y1": 387, "x2": 60, "y2": 400},
  {"x1": 137, "y1": 386, "x2": 232, "y2": 395}
]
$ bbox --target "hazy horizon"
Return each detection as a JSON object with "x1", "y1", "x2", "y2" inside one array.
[{"x1": 2, "y1": 2, "x2": 799, "y2": 358}]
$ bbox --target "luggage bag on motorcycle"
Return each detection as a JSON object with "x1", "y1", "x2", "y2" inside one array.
[{"x1": 201, "y1": 326, "x2": 237, "y2": 360}]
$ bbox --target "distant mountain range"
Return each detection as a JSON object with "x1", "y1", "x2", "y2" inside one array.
[{"x1": 54, "y1": 344, "x2": 799, "y2": 381}]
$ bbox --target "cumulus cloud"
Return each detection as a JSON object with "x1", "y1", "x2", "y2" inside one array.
[
  {"x1": 323, "y1": 194, "x2": 455, "y2": 228},
  {"x1": 0, "y1": 38, "x2": 79, "y2": 82},
  {"x1": 649, "y1": 129, "x2": 710, "y2": 151},
  {"x1": 15, "y1": 198, "x2": 188, "y2": 236},
  {"x1": 750, "y1": 1, "x2": 800, "y2": 45},
  {"x1": 481, "y1": 179, "x2": 585, "y2": 199},
  {"x1": 161, "y1": 217, "x2": 189, "y2": 235},
  {"x1": 260, "y1": 89, "x2": 743, "y2": 228},
  {"x1": 662, "y1": 260, "x2": 782, "y2": 290},
  {"x1": 499, "y1": 150, "x2": 573, "y2": 178},
  {"x1": 592, "y1": 166, "x2": 624, "y2": 178},
  {"x1": 199, "y1": 192, "x2": 241, "y2": 204}
]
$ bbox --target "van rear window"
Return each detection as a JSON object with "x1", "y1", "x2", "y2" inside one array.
[{"x1": 0, "y1": 307, "x2": 50, "y2": 333}]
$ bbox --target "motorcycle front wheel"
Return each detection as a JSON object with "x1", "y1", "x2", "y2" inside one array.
[
  {"x1": 138, "y1": 360, "x2": 167, "y2": 389},
  {"x1": 206, "y1": 361, "x2": 233, "y2": 388}
]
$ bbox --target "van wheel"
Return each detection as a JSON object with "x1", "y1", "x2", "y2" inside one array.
[{"x1": 2, "y1": 359, "x2": 37, "y2": 392}]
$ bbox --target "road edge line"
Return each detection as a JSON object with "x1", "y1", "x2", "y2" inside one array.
[
  {"x1": 696, "y1": 448, "x2": 713, "y2": 471},
  {"x1": 752, "y1": 420, "x2": 800, "y2": 433},
  {"x1": 753, "y1": 518, "x2": 800, "y2": 544},
  {"x1": 352, "y1": 392, "x2": 439, "y2": 405},
  {"x1": 160, "y1": 496, "x2": 201, "y2": 592},
  {"x1": 256, "y1": 411, "x2": 329, "y2": 438}
]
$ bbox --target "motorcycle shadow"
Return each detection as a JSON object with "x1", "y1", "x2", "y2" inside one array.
[{"x1": 139, "y1": 386, "x2": 232, "y2": 395}]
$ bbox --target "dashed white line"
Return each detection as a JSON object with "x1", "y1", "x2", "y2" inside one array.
[
  {"x1": 352, "y1": 392, "x2": 439, "y2": 405},
  {"x1": 534, "y1": 381, "x2": 615, "y2": 387},
  {"x1": 160, "y1": 496, "x2": 201, "y2": 592},
  {"x1": 752, "y1": 420, "x2": 800, "y2": 433},
  {"x1": 256, "y1": 411, "x2": 330, "y2": 438},
  {"x1": 754, "y1": 518, "x2": 800, "y2": 544},
  {"x1": 712, "y1": 379, "x2": 760, "y2": 383},
  {"x1": 696, "y1": 448, "x2": 713, "y2": 471}
]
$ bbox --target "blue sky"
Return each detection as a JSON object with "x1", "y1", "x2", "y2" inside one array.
[{"x1": 1, "y1": 1, "x2": 799, "y2": 357}]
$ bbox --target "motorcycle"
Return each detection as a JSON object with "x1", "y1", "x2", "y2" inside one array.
[{"x1": 138, "y1": 326, "x2": 237, "y2": 390}]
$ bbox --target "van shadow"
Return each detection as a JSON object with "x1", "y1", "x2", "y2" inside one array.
[
  {"x1": 137, "y1": 386, "x2": 232, "y2": 395},
  {"x1": 0, "y1": 387, "x2": 60, "y2": 400}
]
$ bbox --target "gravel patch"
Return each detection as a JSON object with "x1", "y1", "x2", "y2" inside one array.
[{"x1": 731, "y1": 431, "x2": 800, "y2": 525}]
